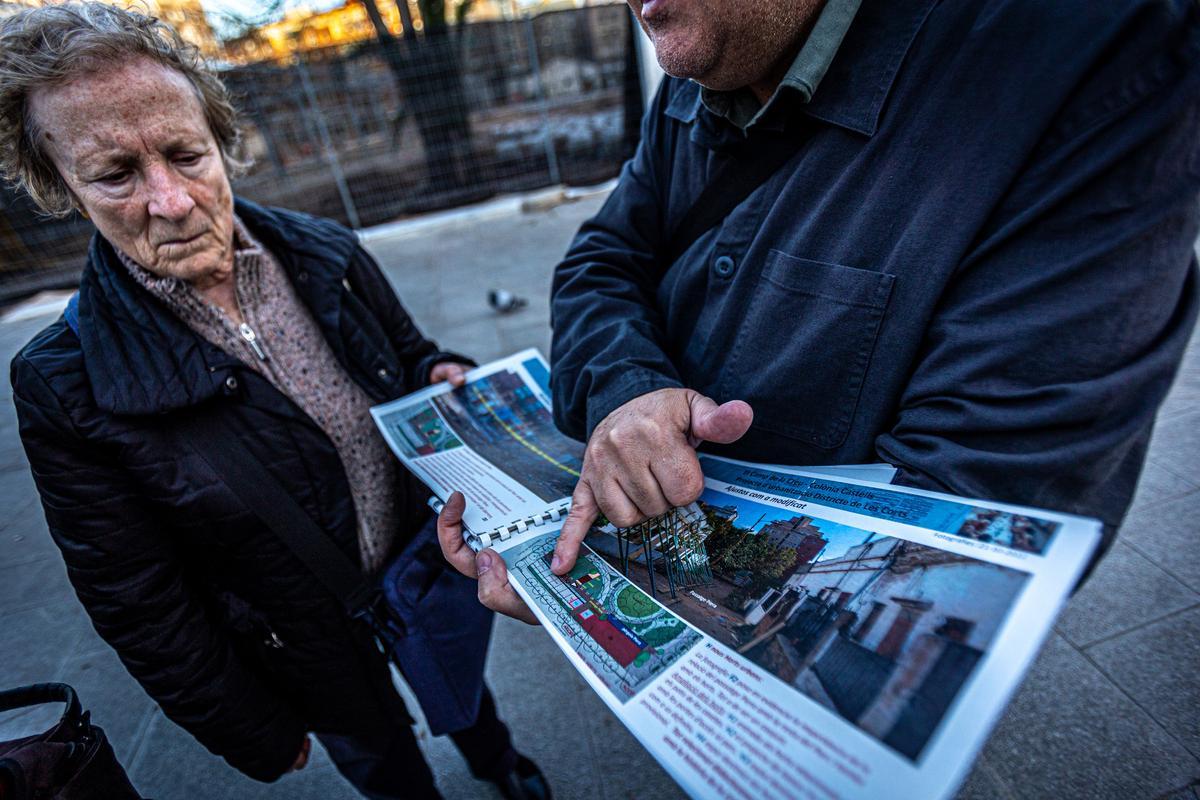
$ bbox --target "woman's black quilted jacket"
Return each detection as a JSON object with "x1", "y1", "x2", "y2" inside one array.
[{"x1": 10, "y1": 199, "x2": 466, "y2": 781}]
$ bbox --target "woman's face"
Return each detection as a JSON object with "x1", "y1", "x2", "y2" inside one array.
[{"x1": 29, "y1": 58, "x2": 235, "y2": 288}]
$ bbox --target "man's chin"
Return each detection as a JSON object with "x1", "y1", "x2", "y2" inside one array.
[
  {"x1": 655, "y1": 50, "x2": 711, "y2": 82},
  {"x1": 650, "y1": 31, "x2": 721, "y2": 84}
]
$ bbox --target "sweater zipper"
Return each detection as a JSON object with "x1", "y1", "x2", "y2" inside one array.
[{"x1": 238, "y1": 322, "x2": 269, "y2": 362}]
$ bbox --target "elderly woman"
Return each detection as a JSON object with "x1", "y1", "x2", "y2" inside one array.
[{"x1": 2, "y1": 5, "x2": 548, "y2": 799}]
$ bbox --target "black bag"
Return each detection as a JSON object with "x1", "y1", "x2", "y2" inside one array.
[
  {"x1": 0, "y1": 683, "x2": 143, "y2": 800},
  {"x1": 377, "y1": 521, "x2": 494, "y2": 734}
]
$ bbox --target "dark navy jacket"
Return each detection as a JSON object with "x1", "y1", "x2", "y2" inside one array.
[{"x1": 551, "y1": 0, "x2": 1200, "y2": 552}]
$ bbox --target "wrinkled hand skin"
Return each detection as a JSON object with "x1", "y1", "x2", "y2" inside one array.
[
  {"x1": 290, "y1": 735, "x2": 312, "y2": 772},
  {"x1": 437, "y1": 491, "x2": 540, "y2": 625},
  {"x1": 429, "y1": 361, "x2": 470, "y2": 387},
  {"x1": 551, "y1": 388, "x2": 753, "y2": 576}
]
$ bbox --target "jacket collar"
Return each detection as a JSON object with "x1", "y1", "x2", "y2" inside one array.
[
  {"x1": 664, "y1": 0, "x2": 939, "y2": 137},
  {"x1": 76, "y1": 198, "x2": 358, "y2": 416}
]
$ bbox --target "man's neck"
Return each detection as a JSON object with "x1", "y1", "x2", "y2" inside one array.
[
  {"x1": 747, "y1": 47, "x2": 800, "y2": 104},
  {"x1": 745, "y1": 1, "x2": 827, "y2": 104}
]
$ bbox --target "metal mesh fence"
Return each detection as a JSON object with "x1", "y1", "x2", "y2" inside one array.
[{"x1": 0, "y1": 4, "x2": 641, "y2": 303}]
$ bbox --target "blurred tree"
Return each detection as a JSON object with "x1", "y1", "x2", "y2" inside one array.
[
  {"x1": 703, "y1": 511, "x2": 798, "y2": 608},
  {"x1": 361, "y1": 0, "x2": 479, "y2": 195}
]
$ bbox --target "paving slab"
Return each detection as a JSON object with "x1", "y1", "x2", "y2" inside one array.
[
  {"x1": 0, "y1": 461, "x2": 37, "y2": 500},
  {"x1": 0, "y1": 491, "x2": 58, "y2": 568},
  {"x1": 0, "y1": 600, "x2": 95, "y2": 687},
  {"x1": 1158, "y1": 355, "x2": 1200, "y2": 421},
  {"x1": 0, "y1": 697, "x2": 61, "y2": 744},
  {"x1": 1087, "y1": 607, "x2": 1200, "y2": 756},
  {"x1": 0, "y1": 551, "x2": 71, "y2": 616},
  {"x1": 0, "y1": 430, "x2": 30, "y2": 472},
  {"x1": 128, "y1": 711, "x2": 353, "y2": 800},
  {"x1": 416, "y1": 735, "x2": 507, "y2": 800},
  {"x1": 954, "y1": 758, "x2": 1013, "y2": 800},
  {"x1": 1056, "y1": 540, "x2": 1200, "y2": 648},
  {"x1": 979, "y1": 634, "x2": 1199, "y2": 800},
  {"x1": 1120, "y1": 491, "x2": 1200, "y2": 593},
  {"x1": 56, "y1": 644, "x2": 157, "y2": 764},
  {"x1": 1127, "y1": 458, "x2": 1200, "y2": 514},
  {"x1": 1145, "y1": 409, "x2": 1200, "y2": 485},
  {"x1": 583, "y1": 700, "x2": 689, "y2": 800},
  {"x1": 365, "y1": 196, "x2": 602, "y2": 366},
  {"x1": 484, "y1": 618, "x2": 610, "y2": 800}
]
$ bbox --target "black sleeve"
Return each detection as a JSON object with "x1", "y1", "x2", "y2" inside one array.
[
  {"x1": 877, "y1": 7, "x2": 1200, "y2": 556},
  {"x1": 346, "y1": 244, "x2": 474, "y2": 387},
  {"x1": 550, "y1": 80, "x2": 685, "y2": 440},
  {"x1": 10, "y1": 354, "x2": 307, "y2": 782}
]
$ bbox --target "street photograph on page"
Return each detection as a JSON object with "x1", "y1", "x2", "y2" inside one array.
[
  {"x1": 584, "y1": 487, "x2": 1030, "y2": 762},
  {"x1": 699, "y1": 456, "x2": 1063, "y2": 557}
]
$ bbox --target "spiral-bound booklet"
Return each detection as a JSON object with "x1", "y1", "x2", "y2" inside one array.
[{"x1": 373, "y1": 350, "x2": 1101, "y2": 799}]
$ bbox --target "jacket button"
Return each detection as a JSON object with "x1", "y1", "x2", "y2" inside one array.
[
  {"x1": 224, "y1": 376, "x2": 239, "y2": 392},
  {"x1": 297, "y1": 271, "x2": 309, "y2": 284},
  {"x1": 377, "y1": 368, "x2": 389, "y2": 380},
  {"x1": 714, "y1": 255, "x2": 736, "y2": 278}
]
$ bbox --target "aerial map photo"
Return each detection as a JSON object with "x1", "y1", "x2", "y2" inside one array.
[
  {"x1": 430, "y1": 369, "x2": 584, "y2": 502},
  {"x1": 381, "y1": 402, "x2": 464, "y2": 459},
  {"x1": 506, "y1": 532, "x2": 702, "y2": 703}
]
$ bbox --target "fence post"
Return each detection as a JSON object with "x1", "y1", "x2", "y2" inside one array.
[
  {"x1": 523, "y1": 15, "x2": 562, "y2": 186},
  {"x1": 294, "y1": 58, "x2": 362, "y2": 229}
]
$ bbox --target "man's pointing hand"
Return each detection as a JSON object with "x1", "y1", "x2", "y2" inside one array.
[{"x1": 551, "y1": 388, "x2": 752, "y2": 576}]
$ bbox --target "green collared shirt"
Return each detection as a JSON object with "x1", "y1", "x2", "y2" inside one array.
[{"x1": 700, "y1": 0, "x2": 862, "y2": 131}]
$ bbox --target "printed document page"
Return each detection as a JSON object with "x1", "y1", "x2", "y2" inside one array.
[
  {"x1": 493, "y1": 456, "x2": 1099, "y2": 800},
  {"x1": 751, "y1": 461, "x2": 898, "y2": 485},
  {"x1": 371, "y1": 349, "x2": 584, "y2": 534}
]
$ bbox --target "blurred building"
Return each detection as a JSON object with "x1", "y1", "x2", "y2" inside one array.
[
  {"x1": 151, "y1": 0, "x2": 220, "y2": 57},
  {"x1": 222, "y1": 2, "x2": 400, "y2": 64},
  {"x1": 702, "y1": 503, "x2": 739, "y2": 523},
  {"x1": 760, "y1": 515, "x2": 827, "y2": 554},
  {"x1": 0, "y1": 0, "x2": 37, "y2": 16},
  {"x1": 758, "y1": 515, "x2": 828, "y2": 580},
  {"x1": 220, "y1": 1, "x2": 622, "y2": 65},
  {"x1": 740, "y1": 537, "x2": 1028, "y2": 759},
  {"x1": 0, "y1": 1, "x2": 220, "y2": 56},
  {"x1": 222, "y1": 1, "x2": 511, "y2": 64}
]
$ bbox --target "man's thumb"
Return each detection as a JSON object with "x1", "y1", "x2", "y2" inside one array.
[{"x1": 688, "y1": 395, "x2": 754, "y2": 445}]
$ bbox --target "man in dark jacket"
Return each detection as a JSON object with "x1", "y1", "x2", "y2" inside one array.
[
  {"x1": 455, "y1": 0, "x2": 1200, "y2": 615},
  {"x1": 4, "y1": 5, "x2": 548, "y2": 799}
]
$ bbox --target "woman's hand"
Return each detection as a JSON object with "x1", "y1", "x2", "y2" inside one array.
[
  {"x1": 290, "y1": 735, "x2": 312, "y2": 772},
  {"x1": 429, "y1": 362, "x2": 470, "y2": 387},
  {"x1": 436, "y1": 492, "x2": 539, "y2": 625}
]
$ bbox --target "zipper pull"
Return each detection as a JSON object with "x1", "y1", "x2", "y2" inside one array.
[{"x1": 238, "y1": 322, "x2": 269, "y2": 362}]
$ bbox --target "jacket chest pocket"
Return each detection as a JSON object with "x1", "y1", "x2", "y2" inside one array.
[{"x1": 718, "y1": 250, "x2": 894, "y2": 450}]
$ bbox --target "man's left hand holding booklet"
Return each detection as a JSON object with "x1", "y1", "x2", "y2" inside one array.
[{"x1": 371, "y1": 349, "x2": 1101, "y2": 800}]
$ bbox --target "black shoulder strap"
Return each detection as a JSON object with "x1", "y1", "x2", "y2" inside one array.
[
  {"x1": 176, "y1": 412, "x2": 375, "y2": 614},
  {"x1": 662, "y1": 135, "x2": 798, "y2": 267}
]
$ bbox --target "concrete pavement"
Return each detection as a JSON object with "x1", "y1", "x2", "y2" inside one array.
[{"x1": 0, "y1": 194, "x2": 1197, "y2": 799}]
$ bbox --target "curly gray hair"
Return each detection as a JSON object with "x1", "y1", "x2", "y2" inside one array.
[{"x1": 0, "y1": 2, "x2": 245, "y2": 216}]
